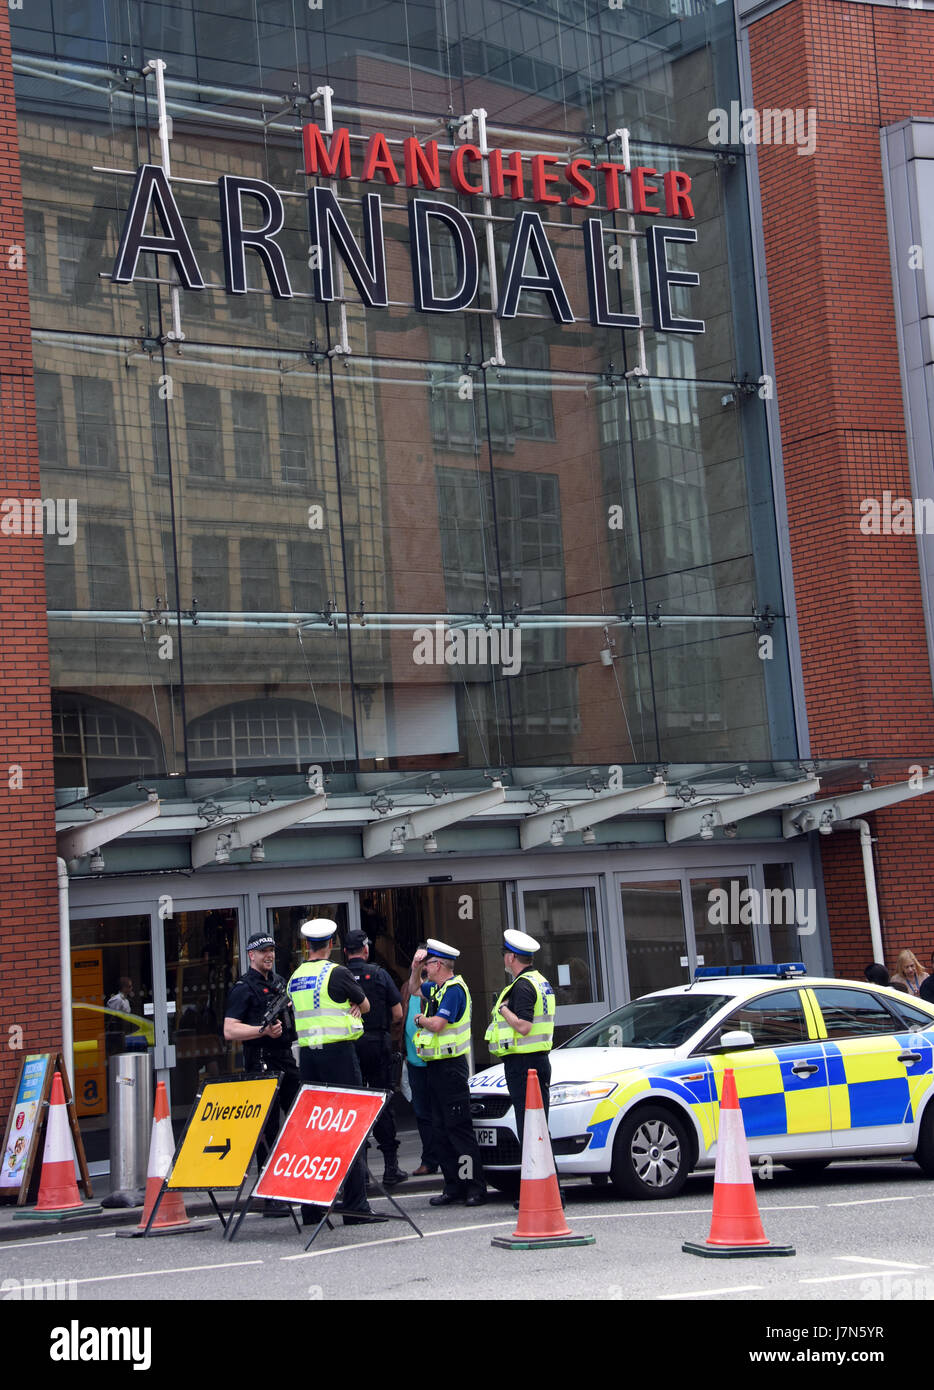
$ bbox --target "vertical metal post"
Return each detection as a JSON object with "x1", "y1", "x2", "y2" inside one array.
[
  {"x1": 609, "y1": 127, "x2": 645, "y2": 376},
  {"x1": 143, "y1": 57, "x2": 184, "y2": 341},
  {"x1": 473, "y1": 108, "x2": 505, "y2": 369}
]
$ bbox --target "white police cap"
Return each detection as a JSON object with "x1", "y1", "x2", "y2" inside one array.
[
  {"x1": 300, "y1": 917, "x2": 339, "y2": 943},
  {"x1": 503, "y1": 929, "x2": 540, "y2": 956},
  {"x1": 425, "y1": 938, "x2": 460, "y2": 961}
]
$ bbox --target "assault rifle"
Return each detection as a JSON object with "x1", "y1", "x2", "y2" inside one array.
[{"x1": 260, "y1": 985, "x2": 293, "y2": 1032}]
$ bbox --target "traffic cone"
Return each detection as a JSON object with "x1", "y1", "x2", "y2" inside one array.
[
  {"x1": 491, "y1": 1069, "x2": 594, "y2": 1250},
  {"x1": 118, "y1": 1081, "x2": 208, "y2": 1237},
  {"x1": 683, "y1": 1067, "x2": 795, "y2": 1258},
  {"x1": 13, "y1": 1070, "x2": 102, "y2": 1220}
]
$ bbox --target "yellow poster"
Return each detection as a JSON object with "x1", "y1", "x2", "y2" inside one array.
[
  {"x1": 168, "y1": 1077, "x2": 279, "y2": 1190},
  {"x1": 71, "y1": 949, "x2": 106, "y2": 1119}
]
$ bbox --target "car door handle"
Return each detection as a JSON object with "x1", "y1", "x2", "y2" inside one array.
[
  {"x1": 791, "y1": 1062, "x2": 820, "y2": 1077},
  {"x1": 898, "y1": 1051, "x2": 923, "y2": 1065}
]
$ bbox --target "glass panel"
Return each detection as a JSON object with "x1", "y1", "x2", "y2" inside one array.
[
  {"x1": 70, "y1": 913, "x2": 153, "y2": 1162},
  {"x1": 620, "y1": 880, "x2": 690, "y2": 998},
  {"x1": 763, "y1": 863, "x2": 803, "y2": 962},
  {"x1": 162, "y1": 908, "x2": 240, "y2": 1119},
  {"x1": 691, "y1": 874, "x2": 754, "y2": 969},
  {"x1": 266, "y1": 902, "x2": 350, "y2": 987},
  {"x1": 520, "y1": 886, "x2": 603, "y2": 1010},
  {"x1": 714, "y1": 989, "x2": 810, "y2": 1048},
  {"x1": 813, "y1": 987, "x2": 903, "y2": 1040}
]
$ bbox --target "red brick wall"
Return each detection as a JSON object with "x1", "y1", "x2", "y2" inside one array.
[
  {"x1": 749, "y1": 0, "x2": 934, "y2": 971},
  {"x1": 0, "y1": 3, "x2": 61, "y2": 1119}
]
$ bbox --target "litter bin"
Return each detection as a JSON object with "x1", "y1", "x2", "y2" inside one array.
[{"x1": 102, "y1": 1051, "x2": 153, "y2": 1207}]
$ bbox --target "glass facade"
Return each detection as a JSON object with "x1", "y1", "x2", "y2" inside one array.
[{"x1": 12, "y1": 0, "x2": 796, "y2": 796}]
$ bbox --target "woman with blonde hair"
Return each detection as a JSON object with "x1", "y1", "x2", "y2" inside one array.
[{"x1": 890, "y1": 949, "x2": 929, "y2": 996}]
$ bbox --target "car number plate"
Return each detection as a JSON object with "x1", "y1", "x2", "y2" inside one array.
[{"x1": 474, "y1": 1127, "x2": 497, "y2": 1146}]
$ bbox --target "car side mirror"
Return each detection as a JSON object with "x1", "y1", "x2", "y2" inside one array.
[{"x1": 716, "y1": 1029, "x2": 756, "y2": 1051}]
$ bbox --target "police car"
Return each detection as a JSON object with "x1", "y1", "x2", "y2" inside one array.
[{"x1": 469, "y1": 965, "x2": 934, "y2": 1198}]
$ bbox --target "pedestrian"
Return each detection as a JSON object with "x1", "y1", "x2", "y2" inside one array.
[
  {"x1": 864, "y1": 962, "x2": 890, "y2": 987},
  {"x1": 343, "y1": 928, "x2": 408, "y2": 1187},
  {"x1": 485, "y1": 929, "x2": 555, "y2": 1154},
  {"x1": 890, "y1": 949, "x2": 929, "y2": 996},
  {"x1": 920, "y1": 953, "x2": 934, "y2": 1005},
  {"x1": 223, "y1": 932, "x2": 300, "y2": 1218},
  {"x1": 106, "y1": 977, "x2": 134, "y2": 1013},
  {"x1": 413, "y1": 939, "x2": 486, "y2": 1207},
  {"x1": 399, "y1": 949, "x2": 440, "y2": 1176},
  {"x1": 286, "y1": 918, "x2": 387, "y2": 1226}
]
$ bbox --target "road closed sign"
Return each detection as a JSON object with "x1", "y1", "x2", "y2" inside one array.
[
  {"x1": 254, "y1": 1084, "x2": 385, "y2": 1207},
  {"x1": 168, "y1": 1076, "x2": 280, "y2": 1191}
]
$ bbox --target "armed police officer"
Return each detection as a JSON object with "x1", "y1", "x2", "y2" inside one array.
[
  {"x1": 286, "y1": 918, "x2": 387, "y2": 1225},
  {"x1": 413, "y1": 939, "x2": 486, "y2": 1208},
  {"x1": 344, "y1": 929, "x2": 408, "y2": 1187},
  {"x1": 486, "y1": 929, "x2": 555, "y2": 1156},
  {"x1": 224, "y1": 931, "x2": 299, "y2": 1216}
]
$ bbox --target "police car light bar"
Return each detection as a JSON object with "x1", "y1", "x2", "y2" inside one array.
[{"x1": 693, "y1": 963, "x2": 807, "y2": 980}]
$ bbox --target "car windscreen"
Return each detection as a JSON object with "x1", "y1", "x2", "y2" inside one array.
[{"x1": 561, "y1": 994, "x2": 732, "y2": 1050}]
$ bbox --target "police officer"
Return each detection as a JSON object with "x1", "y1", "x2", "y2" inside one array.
[
  {"x1": 413, "y1": 939, "x2": 486, "y2": 1208},
  {"x1": 344, "y1": 929, "x2": 408, "y2": 1187},
  {"x1": 286, "y1": 918, "x2": 387, "y2": 1226},
  {"x1": 223, "y1": 931, "x2": 299, "y2": 1217},
  {"x1": 486, "y1": 929, "x2": 555, "y2": 1154}
]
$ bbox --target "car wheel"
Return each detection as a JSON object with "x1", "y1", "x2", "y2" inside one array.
[
  {"x1": 915, "y1": 1103, "x2": 934, "y2": 1176},
  {"x1": 610, "y1": 1105, "x2": 691, "y2": 1200},
  {"x1": 782, "y1": 1159, "x2": 831, "y2": 1176}
]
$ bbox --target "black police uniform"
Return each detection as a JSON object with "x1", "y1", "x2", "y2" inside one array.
[
  {"x1": 345, "y1": 953, "x2": 403, "y2": 1174},
  {"x1": 501, "y1": 967, "x2": 551, "y2": 1149},
  {"x1": 224, "y1": 966, "x2": 300, "y2": 1169}
]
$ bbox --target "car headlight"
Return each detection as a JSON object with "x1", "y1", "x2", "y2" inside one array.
[{"x1": 549, "y1": 1081, "x2": 618, "y2": 1107}]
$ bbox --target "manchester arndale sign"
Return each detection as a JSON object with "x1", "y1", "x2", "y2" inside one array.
[{"x1": 111, "y1": 123, "x2": 704, "y2": 334}]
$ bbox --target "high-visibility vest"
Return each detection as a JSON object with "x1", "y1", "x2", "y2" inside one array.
[
  {"x1": 414, "y1": 975, "x2": 472, "y2": 1061},
  {"x1": 485, "y1": 970, "x2": 555, "y2": 1057},
  {"x1": 287, "y1": 960, "x2": 363, "y2": 1047}
]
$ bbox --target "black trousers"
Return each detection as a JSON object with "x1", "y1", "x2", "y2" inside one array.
[
  {"x1": 426, "y1": 1056, "x2": 485, "y2": 1197},
  {"x1": 298, "y1": 1042, "x2": 368, "y2": 1212},
  {"x1": 504, "y1": 1053, "x2": 551, "y2": 1154},
  {"x1": 355, "y1": 1033, "x2": 398, "y2": 1161},
  {"x1": 253, "y1": 1058, "x2": 301, "y2": 1173}
]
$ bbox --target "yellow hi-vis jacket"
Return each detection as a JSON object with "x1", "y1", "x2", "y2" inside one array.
[
  {"x1": 414, "y1": 975, "x2": 472, "y2": 1060},
  {"x1": 287, "y1": 960, "x2": 363, "y2": 1047},
  {"x1": 485, "y1": 970, "x2": 555, "y2": 1057}
]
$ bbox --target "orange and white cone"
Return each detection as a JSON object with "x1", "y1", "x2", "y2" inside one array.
[
  {"x1": 683, "y1": 1067, "x2": 795, "y2": 1258},
  {"x1": 491, "y1": 1069, "x2": 594, "y2": 1250},
  {"x1": 119, "y1": 1081, "x2": 206, "y2": 1237},
  {"x1": 14, "y1": 1070, "x2": 102, "y2": 1220}
]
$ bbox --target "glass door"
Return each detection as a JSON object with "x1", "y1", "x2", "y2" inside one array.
[
  {"x1": 618, "y1": 878, "x2": 695, "y2": 999},
  {"x1": 516, "y1": 880, "x2": 607, "y2": 1046},
  {"x1": 70, "y1": 910, "x2": 155, "y2": 1164},
  {"x1": 159, "y1": 899, "x2": 244, "y2": 1123},
  {"x1": 261, "y1": 892, "x2": 358, "y2": 986}
]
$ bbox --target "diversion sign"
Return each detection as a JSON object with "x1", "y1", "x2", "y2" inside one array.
[{"x1": 167, "y1": 1075, "x2": 279, "y2": 1191}]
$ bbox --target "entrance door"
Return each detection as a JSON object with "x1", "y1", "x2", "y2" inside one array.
[
  {"x1": 69, "y1": 909, "x2": 155, "y2": 1165},
  {"x1": 261, "y1": 893, "x2": 358, "y2": 984},
  {"x1": 618, "y1": 878, "x2": 695, "y2": 999},
  {"x1": 516, "y1": 880, "x2": 607, "y2": 1046},
  {"x1": 158, "y1": 899, "x2": 244, "y2": 1124}
]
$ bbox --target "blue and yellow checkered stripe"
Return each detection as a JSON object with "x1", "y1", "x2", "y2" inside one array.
[{"x1": 583, "y1": 1030, "x2": 934, "y2": 1152}]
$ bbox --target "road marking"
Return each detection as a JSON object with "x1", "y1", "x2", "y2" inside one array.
[
  {"x1": 757, "y1": 1204, "x2": 819, "y2": 1211},
  {"x1": 584, "y1": 1208, "x2": 712, "y2": 1220},
  {"x1": 281, "y1": 1217, "x2": 518, "y2": 1260},
  {"x1": 834, "y1": 1255, "x2": 927, "y2": 1269},
  {"x1": 0, "y1": 1235, "x2": 88, "y2": 1251},
  {"x1": 66, "y1": 1260, "x2": 264, "y2": 1287},
  {"x1": 800, "y1": 1270, "x2": 907, "y2": 1285},
  {"x1": 656, "y1": 1284, "x2": 764, "y2": 1299},
  {"x1": 827, "y1": 1195, "x2": 915, "y2": 1207}
]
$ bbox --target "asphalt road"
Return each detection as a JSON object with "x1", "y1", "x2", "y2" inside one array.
[{"x1": 2, "y1": 1157, "x2": 933, "y2": 1305}]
